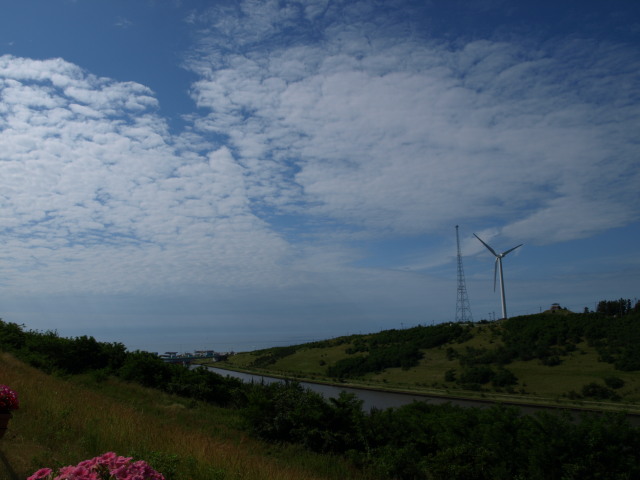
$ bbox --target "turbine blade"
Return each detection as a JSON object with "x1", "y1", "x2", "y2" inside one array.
[
  {"x1": 502, "y1": 243, "x2": 523, "y2": 257},
  {"x1": 493, "y1": 258, "x2": 498, "y2": 292},
  {"x1": 474, "y1": 233, "x2": 498, "y2": 257}
]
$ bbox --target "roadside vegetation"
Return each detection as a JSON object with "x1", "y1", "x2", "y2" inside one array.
[
  {"x1": 1, "y1": 297, "x2": 639, "y2": 479},
  {"x1": 0, "y1": 351, "x2": 365, "y2": 480}
]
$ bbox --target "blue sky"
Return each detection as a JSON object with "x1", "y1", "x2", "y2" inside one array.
[{"x1": 1, "y1": 0, "x2": 639, "y2": 352}]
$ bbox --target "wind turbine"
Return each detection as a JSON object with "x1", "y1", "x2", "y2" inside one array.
[{"x1": 474, "y1": 233, "x2": 523, "y2": 320}]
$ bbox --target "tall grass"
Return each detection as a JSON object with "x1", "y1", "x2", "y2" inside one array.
[{"x1": 0, "y1": 353, "x2": 371, "y2": 480}]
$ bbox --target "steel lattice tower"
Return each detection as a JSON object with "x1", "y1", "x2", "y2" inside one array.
[{"x1": 455, "y1": 225, "x2": 473, "y2": 323}]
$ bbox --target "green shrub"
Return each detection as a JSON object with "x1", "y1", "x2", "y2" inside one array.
[
  {"x1": 444, "y1": 369, "x2": 456, "y2": 382},
  {"x1": 581, "y1": 382, "x2": 620, "y2": 401},
  {"x1": 492, "y1": 368, "x2": 518, "y2": 387},
  {"x1": 250, "y1": 345, "x2": 299, "y2": 367},
  {"x1": 604, "y1": 376, "x2": 625, "y2": 389},
  {"x1": 458, "y1": 366, "x2": 495, "y2": 385}
]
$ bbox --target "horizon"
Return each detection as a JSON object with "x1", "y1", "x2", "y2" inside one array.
[
  {"x1": 1, "y1": 1, "x2": 639, "y2": 353},
  {"x1": 3, "y1": 297, "x2": 628, "y2": 354}
]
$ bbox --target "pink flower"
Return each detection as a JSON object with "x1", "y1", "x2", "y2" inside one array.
[
  {"x1": 29, "y1": 453, "x2": 165, "y2": 480},
  {"x1": 54, "y1": 465, "x2": 101, "y2": 479},
  {"x1": 0, "y1": 384, "x2": 19, "y2": 411},
  {"x1": 26, "y1": 468, "x2": 53, "y2": 480}
]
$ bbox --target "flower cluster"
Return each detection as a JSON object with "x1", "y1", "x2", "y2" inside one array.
[
  {"x1": 0, "y1": 384, "x2": 19, "y2": 412},
  {"x1": 28, "y1": 452, "x2": 166, "y2": 480}
]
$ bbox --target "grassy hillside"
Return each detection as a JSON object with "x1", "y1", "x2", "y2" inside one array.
[
  {"x1": 2, "y1": 310, "x2": 640, "y2": 480},
  {"x1": 0, "y1": 352, "x2": 370, "y2": 480},
  {"x1": 215, "y1": 312, "x2": 640, "y2": 413}
]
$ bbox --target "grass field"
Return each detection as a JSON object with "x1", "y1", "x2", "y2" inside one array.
[
  {"x1": 0, "y1": 352, "x2": 374, "y2": 480},
  {"x1": 217, "y1": 324, "x2": 640, "y2": 413}
]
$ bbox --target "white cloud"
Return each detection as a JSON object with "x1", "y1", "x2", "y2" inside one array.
[
  {"x1": 0, "y1": 55, "x2": 292, "y2": 295},
  {"x1": 115, "y1": 17, "x2": 133, "y2": 29},
  {"x1": 186, "y1": 4, "x2": 640, "y2": 248}
]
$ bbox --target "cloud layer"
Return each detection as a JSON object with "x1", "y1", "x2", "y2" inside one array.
[
  {"x1": 1, "y1": 1, "x2": 639, "y2": 346},
  {"x1": 188, "y1": 1, "x2": 640, "y2": 244},
  {"x1": 0, "y1": 55, "x2": 290, "y2": 295}
]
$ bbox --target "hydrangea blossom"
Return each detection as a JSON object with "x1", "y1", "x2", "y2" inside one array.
[
  {"x1": 27, "y1": 452, "x2": 166, "y2": 480},
  {"x1": 0, "y1": 384, "x2": 19, "y2": 411}
]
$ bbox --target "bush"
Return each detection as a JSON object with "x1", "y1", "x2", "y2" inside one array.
[
  {"x1": 0, "y1": 320, "x2": 127, "y2": 375},
  {"x1": 243, "y1": 382, "x2": 366, "y2": 453},
  {"x1": 581, "y1": 382, "x2": 620, "y2": 401},
  {"x1": 614, "y1": 348, "x2": 640, "y2": 371},
  {"x1": 444, "y1": 369, "x2": 456, "y2": 382},
  {"x1": 499, "y1": 308, "x2": 640, "y2": 373},
  {"x1": 250, "y1": 345, "x2": 299, "y2": 367},
  {"x1": 118, "y1": 351, "x2": 172, "y2": 389},
  {"x1": 604, "y1": 376, "x2": 625, "y2": 389},
  {"x1": 541, "y1": 355, "x2": 562, "y2": 366},
  {"x1": 362, "y1": 403, "x2": 640, "y2": 479},
  {"x1": 327, "y1": 343, "x2": 424, "y2": 378},
  {"x1": 458, "y1": 366, "x2": 495, "y2": 385},
  {"x1": 327, "y1": 323, "x2": 473, "y2": 378},
  {"x1": 492, "y1": 368, "x2": 518, "y2": 387}
]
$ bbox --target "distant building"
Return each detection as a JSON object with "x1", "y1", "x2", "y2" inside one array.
[
  {"x1": 550, "y1": 303, "x2": 562, "y2": 312},
  {"x1": 195, "y1": 350, "x2": 216, "y2": 357}
]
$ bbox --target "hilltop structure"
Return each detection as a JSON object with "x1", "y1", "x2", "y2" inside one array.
[{"x1": 455, "y1": 225, "x2": 473, "y2": 323}]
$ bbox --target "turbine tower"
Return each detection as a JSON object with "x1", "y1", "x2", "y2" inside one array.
[
  {"x1": 455, "y1": 225, "x2": 473, "y2": 323},
  {"x1": 474, "y1": 233, "x2": 523, "y2": 320}
]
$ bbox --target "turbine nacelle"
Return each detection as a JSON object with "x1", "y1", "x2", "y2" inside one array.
[{"x1": 474, "y1": 233, "x2": 522, "y2": 260}]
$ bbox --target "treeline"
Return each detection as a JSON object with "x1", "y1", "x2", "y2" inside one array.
[
  {"x1": 244, "y1": 381, "x2": 640, "y2": 480},
  {"x1": 439, "y1": 301, "x2": 640, "y2": 393},
  {"x1": 500, "y1": 306, "x2": 640, "y2": 371},
  {"x1": 325, "y1": 323, "x2": 472, "y2": 378},
  {"x1": 246, "y1": 323, "x2": 473, "y2": 379},
  {"x1": 596, "y1": 298, "x2": 640, "y2": 316},
  {"x1": 0, "y1": 320, "x2": 243, "y2": 406},
  {"x1": 249, "y1": 345, "x2": 299, "y2": 368}
]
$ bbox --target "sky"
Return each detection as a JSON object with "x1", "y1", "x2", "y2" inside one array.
[{"x1": 0, "y1": 0, "x2": 639, "y2": 353}]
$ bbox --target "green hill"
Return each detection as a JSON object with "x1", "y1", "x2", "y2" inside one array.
[
  {"x1": 2, "y1": 308, "x2": 640, "y2": 480},
  {"x1": 215, "y1": 310, "x2": 640, "y2": 413}
]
